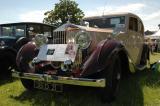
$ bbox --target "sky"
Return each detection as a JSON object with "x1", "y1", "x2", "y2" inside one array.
[{"x1": 0, "y1": 0, "x2": 160, "y2": 31}]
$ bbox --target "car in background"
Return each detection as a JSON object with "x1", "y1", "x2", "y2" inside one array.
[{"x1": 0, "y1": 22, "x2": 53, "y2": 75}]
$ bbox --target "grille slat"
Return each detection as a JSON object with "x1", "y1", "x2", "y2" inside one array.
[
  {"x1": 53, "y1": 31, "x2": 66, "y2": 44},
  {"x1": 60, "y1": 31, "x2": 62, "y2": 44}
]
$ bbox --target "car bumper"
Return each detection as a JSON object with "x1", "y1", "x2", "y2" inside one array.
[{"x1": 12, "y1": 71, "x2": 106, "y2": 88}]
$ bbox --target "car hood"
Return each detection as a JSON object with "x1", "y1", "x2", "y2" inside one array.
[
  {"x1": 0, "y1": 36, "x2": 17, "y2": 47},
  {"x1": 54, "y1": 23, "x2": 113, "y2": 33}
]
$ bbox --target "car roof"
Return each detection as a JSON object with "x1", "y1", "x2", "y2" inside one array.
[
  {"x1": 0, "y1": 22, "x2": 53, "y2": 27},
  {"x1": 84, "y1": 12, "x2": 142, "y2": 21}
]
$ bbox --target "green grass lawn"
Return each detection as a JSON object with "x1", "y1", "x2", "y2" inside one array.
[{"x1": 1, "y1": 53, "x2": 160, "y2": 106}]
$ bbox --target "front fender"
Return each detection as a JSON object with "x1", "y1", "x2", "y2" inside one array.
[
  {"x1": 0, "y1": 46, "x2": 17, "y2": 57},
  {"x1": 14, "y1": 37, "x2": 30, "y2": 51},
  {"x1": 80, "y1": 39, "x2": 124, "y2": 77},
  {"x1": 16, "y1": 42, "x2": 37, "y2": 72}
]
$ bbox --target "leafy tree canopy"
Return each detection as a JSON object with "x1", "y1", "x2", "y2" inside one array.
[{"x1": 43, "y1": 0, "x2": 84, "y2": 28}]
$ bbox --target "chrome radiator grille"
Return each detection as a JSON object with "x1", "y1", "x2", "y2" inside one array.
[{"x1": 53, "y1": 31, "x2": 67, "y2": 44}]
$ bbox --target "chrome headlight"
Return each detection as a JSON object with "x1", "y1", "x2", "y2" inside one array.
[
  {"x1": 34, "y1": 34, "x2": 48, "y2": 47},
  {"x1": 75, "y1": 31, "x2": 91, "y2": 49}
]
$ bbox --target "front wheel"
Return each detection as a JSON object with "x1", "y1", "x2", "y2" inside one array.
[
  {"x1": 101, "y1": 54, "x2": 122, "y2": 103},
  {"x1": 16, "y1": 42, "x2": 37, "y2": 90},
  {"x1": 21, "y1": 79, "x2": 34, "y2": 90},
  {"x1": 19, "y1": 55, "x2": 36, "y2": 90}
]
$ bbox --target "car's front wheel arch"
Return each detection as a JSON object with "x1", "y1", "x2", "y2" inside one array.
[{"x1": 100, "y1": 52, "x2": 122, "y2": 103}]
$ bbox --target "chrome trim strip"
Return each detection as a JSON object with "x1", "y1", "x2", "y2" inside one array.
[{"x1": 12, "y1": 71, "x2": 106, "y2": 87}]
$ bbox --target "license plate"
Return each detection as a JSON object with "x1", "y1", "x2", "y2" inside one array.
[{"x1": 34, "y1": 81, "x2": 63, "y2": 92}]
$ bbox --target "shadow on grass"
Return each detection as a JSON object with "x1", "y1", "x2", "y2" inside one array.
[
  {"x1": 113, "y1": 69, "x2": 160, "y2": 106},
  {"x1": 10, "y1": 86, "x2": 104, "y2": 106},
  {"x1": 9, "y1": 69, "x2": 160, "y2": 106},
  {"x1": 112, "y1": 72, "x2": 144, "y2": 106},
  {"x1": 0, "y1": 72, "x2": 15, "y2": 86}
]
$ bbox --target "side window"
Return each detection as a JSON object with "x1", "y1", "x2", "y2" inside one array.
[
  {"x1": 129, "y1": 17, "x2": 138, "y2": 32},
  {"x1": 1, "y1": 26, "x2": 12, "y2": 36},
  {"x1": 43, "y1": 26, "x2": 52, "y2": 37},
  {"x1": 138, "y1": 21, "x2": 144, "y2": 34},
  {"x1": 15, "y1": 25, "x2": 25, "y2": 37}
]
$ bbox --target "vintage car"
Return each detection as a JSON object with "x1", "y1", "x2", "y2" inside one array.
[
  {"x1": 12, "y1": 13, "x2": 149, "y2": 102},
  {"x1": 0, "y1": 22, "x2": 53, "y2": 75}
]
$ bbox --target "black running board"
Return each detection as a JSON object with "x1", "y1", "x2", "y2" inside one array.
[{"x1": 136, "y1": 64, "x2": 147, "y2": 71}]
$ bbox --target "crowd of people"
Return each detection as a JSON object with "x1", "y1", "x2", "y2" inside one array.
[{"x1": 145, "y1": 38, "x2": 160, "y2": 54}]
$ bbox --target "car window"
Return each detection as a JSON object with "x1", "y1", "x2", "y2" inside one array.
[
  {"x1": 129, "y1": 17, "x2": 138, "y2": 32},
  {"x1": 0, "y1": 25, "x2": 25, "y2": 37},
  {"x1": 15, "y1": 25, "x2": 25, "y2": 36},
  {"x1": 84, "y1": 16, "x2": 125, "y2": 29},
  {"x1": 43, "y1": 26, "x2": 52, "y2": 37},
  {"x1": 1, "y1": 26, "x2": 12, "y2": 36},
  {"x1": 138, "y1": 21, "x2": 144, "y2": 34}
]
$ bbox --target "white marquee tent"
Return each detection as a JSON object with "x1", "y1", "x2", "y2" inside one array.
[
  {"x1": 149, "y1": 29, "x2": 160, "y2": 52},
  {"x1": 150, "y1": 30, "x2": 160, "y2": 39}
]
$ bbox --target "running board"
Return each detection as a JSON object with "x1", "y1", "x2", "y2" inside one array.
[{"x1": 136, "y1": 64, "x2": 147, "y2": 71}]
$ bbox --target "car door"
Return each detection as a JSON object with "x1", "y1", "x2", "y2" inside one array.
[{"x1": 127, "y1": 16, "x2": 143, "y2": 65}]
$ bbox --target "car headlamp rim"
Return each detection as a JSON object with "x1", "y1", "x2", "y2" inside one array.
[
  {"x1": 34, "y1": 34, "x2": 48, "y2": 47},
  {"x1": 75, "y1": 30, "x2": 91, "y2": 49}
]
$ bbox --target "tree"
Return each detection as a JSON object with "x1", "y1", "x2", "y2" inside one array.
[{"x1": 43, "y1": 0, "x2": 84, "y2": 28}]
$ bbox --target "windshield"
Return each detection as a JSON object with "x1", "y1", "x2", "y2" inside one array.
[
  {"x1": 0, "y1": 25, "x2": 25, "y2": 37},
  {"x1": 84, "y1": 16, "x2": 125, "y2": 29}
]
